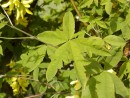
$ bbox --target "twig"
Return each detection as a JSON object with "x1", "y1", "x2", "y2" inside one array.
[
  {"x1": 70, "y1": 0, "x2": 89, "y2": 26},
  {"x1": 0, "y1": 4, "x2": 14, "y2": 26},
  {"x1": 70, "y1": 0, "x2": 98, "y2": 36},
  {"x1": 24, "y1": 93, "x2": 43, "y2": 98}
]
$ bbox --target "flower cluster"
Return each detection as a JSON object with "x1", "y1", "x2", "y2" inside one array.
[
  {"x1": 1, "y1": 0, "x2": 33, "y2": 26},
  {"x1": 10, "y1": 77, "x2": 29, "y2": 95}
]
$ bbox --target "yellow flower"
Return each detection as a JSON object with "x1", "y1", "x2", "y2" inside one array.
[
  {"x1": 1, "y1": 0, "x2": 33, "y2": 26},
  {"x1": 15, "y1": 17, "x2": 28, "y2": 27}
]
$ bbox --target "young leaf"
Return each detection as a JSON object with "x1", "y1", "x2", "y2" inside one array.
[
  {"x1": 63, "y1": 11, "x2": 75, "y2": 40},
  {"x1": 95, "y1": 72, "x2": 115, "y2": 98}
]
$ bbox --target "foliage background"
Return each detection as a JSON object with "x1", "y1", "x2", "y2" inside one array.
[{"x1": 0, "y1": 0, "x2": 130, "y2": 98}]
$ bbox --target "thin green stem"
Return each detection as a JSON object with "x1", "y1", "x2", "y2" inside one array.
[
  {"x1": 0, "y1": 36, "x2": 33, "y2": 39},
  {"x1": 0, "y1": 5, "x2": 57, "y2": 48}
]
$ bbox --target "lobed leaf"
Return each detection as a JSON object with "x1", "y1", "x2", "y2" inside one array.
[
  {"x1": 74, "y1": 37, "x2": 110, "y2": 56},
  {"x1": 20, "y1": 45, "x2": 47, "y2": 72},
  {"x1": 69, "y1": 41, "x2": 90, "y2": 88},
  {"x1": 46, "y1": 42, "x2": 72, "y2": 81}
]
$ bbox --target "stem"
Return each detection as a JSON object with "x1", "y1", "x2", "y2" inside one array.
[
  {"x1": 0, "y1": 36, "x2": 33, "y2": 39},
  {"x1": 69, "y1": 0, "x2": 98, "y2": 36},
  {"x1": 70, "y1": 0, "x2": 89, "y2": 26},
  {"x1": 0, "y1": 5, "x2": 14, "y2": 26}
]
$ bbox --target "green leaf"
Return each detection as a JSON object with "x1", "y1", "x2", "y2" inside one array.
[
  {"x1": 95, "y1": 72, "x2": 115, "y2": 98},
  {"x1": 47, "y1": 45, "x2": 57, "y2": 59},
  {"x1": 74, "y1": 37, "x2": 110, "y2": 56},
  {"x1": 121, "y1": 25, "x2": 130, "y2": 40},
  {"x1": 0, "y1": 45, "x2": 3, "y2": 55},
  {"x1": 86, "y1": 61, "x2": 103, "y2": 74},
  {"x1": 0, "y1": 14, "x2": 5, "y2": 20},
  {"x1": 0, "y1": 21, "x2": 7, "y2": 29},
  {"x1": 63, "y1": 11, "x2": 75, "y2": 40},
  {"x1": 0, "y1": 93, "x2": 6, "y2": 98},
  {"x1": 105, "y1": 1, "x2": 112, "y2": 15},
  {"x1": 95, "y1": 20, "x2": 107, "y2": 28},
  {"x1": 109, "y1": 73, "x2": 129, "y2": 98},
  {"x1": 81, "y1": 77, "x2": 97, "y2": 98},
  {"x1": 20, "y1": 45, "x2": 47, "y2": 72},
  {"x1": 80, "y1": 16, "x2": 90, "y2": 23},
  {"x1": 37, "y1": 30, "x2": 67, "y2": 46},
  {"x1": 125, "y1": 10, "x2": 130, "y2": 25},
  {"x1": 33, "y1": 67, "x2": 39, "y2": 80},
  {"x1": 46, "y1": 42, "x2": 72, "y2": 81},
  {"x1": 46, "y1": 59, "x2": 62, "y2": 81},
  {"x1": 109, "y1": 17, "x2": 125, "y2": 34},
  {"x1": 118, "y1": 61, "x2": 128, "y2": 79},
  {"x1": 104, "y1": 35, "x2": 125, "y2": 47},
  {"x1": 117, "y1": 0, "x2": 127, "y2": 3},
  {"x1": 69, "y1": 40, "x2": 90, "y2": 88},
  {"x1": 100, "y1": 0, "x2": 110, "y2": 5},
  {"x1": 105, "y1": 47, "x2": 123, "y2": 67},
  {"x1": 79, "y1": 0, "x2": 93, "y2": 8},
  {"x1": 94, "y1": 0, "x2": 98, "y2": 6}
]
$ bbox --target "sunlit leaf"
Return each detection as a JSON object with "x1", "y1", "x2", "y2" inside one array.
[
  {"x1": 37, "y1": 30, "x2": 67, "y2": 46},
  {"x1": 63, "y1": 11, "x2": 75, "y2": 40}
]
